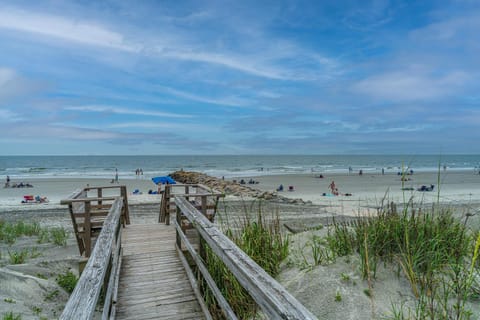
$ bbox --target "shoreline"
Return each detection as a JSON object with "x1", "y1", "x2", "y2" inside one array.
[{"x1": 1, "y1": 170, "x2": 480, "y2": 215}]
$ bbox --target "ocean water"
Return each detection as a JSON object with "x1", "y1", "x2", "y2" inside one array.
[{"x1": 1, "y1": 155, "x2": 479, "y2": 180}]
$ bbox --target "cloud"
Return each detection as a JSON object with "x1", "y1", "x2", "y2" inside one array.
[
  {"x1": 351, "y1": 69, "x2": 470, "y2": 102},
  {"x1": 64, "y1": 105, "x2": 193, "y2": 118},
  {"x1": 0, "y1": 67, "x2": 44, "y2": 103},
  {"x1": 0, "y1": 109, "x2": 23, "y2": 122},
  {"x1": 410, "y1": 12, "x2": 480, "y2": 43},
  {"x1": 157, "y1": 85, "x2": 253, "y2": 107},
  {"x1": 0, "y1": 7, "x2": 138, "y2": 52},
  {"x1": 0, "y1": 7, "x2": 336, "y2": 81}
]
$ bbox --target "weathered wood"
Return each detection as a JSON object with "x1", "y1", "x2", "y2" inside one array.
[
  {"x1": 175, "y1": 196, "x2": 318, "y2": 320},
  {"x1": 61, "y1": 196, "x2": 117, "y2": 204},
  {"x1": 115, "y1": 224, "x2": 206, "y2": 320},
  {"x1": 159, "y1": 184, "x2": 224, "y2": 225},
  {"x1": 102, "y1": 227, "x2": 122, "y2": 320},
  {"x1": 62, "y1": 185, "x2": 131, "y2": 257},
  {"x1": 60, "y1": 198, "x2": 123, "y2": 320},
  {"x1": 175, "y1": 221, "x2": 237, "y2": 320}
]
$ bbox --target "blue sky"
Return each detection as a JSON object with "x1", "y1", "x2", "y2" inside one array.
[{"x1": 0, "y1": 0, "x2": 478, "y2": 155}]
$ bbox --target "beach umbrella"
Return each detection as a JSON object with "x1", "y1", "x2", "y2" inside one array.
[{"x1": 151, "y1": 176, "x2": 176, "y2": 185}]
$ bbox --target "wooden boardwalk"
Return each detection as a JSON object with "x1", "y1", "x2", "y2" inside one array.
[{"x1": 115, "y1": 224, "x2": 205, "y2": 320}]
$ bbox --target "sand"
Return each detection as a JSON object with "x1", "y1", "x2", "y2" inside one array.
[
  {"x1": 1, "y1": 171, "x2": 479, "y2": 319},
  {"x1": 232, "y1": 170, "x2": 480, "y2": 218}
]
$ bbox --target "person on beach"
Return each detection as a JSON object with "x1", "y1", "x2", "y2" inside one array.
[
  {"x1": 115, "y1": 168, "x2": 119, "y2": 183},
  {"x1": 329, "y1": 180, "x2": 339, "y2": 195},
  {"x1": 5, "y1": 175, "x2": 10, "y2": 188}
]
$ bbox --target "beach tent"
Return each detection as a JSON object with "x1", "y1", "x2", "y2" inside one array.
[{"x1": 151, "y1": 176, "x2": 176, "y2": 185}]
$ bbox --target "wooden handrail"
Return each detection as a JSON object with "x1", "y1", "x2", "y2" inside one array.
[
  {"x1": 159, "y1": 183, "x2": 223, "y2": 224},
  {"x1": 60, "y1": 197, "x2": 123, "y2": 320},
  {"x1": 60, "y1": 196, "x2": 117, "y2": 204},
  {"x1": 174, "y1": 196, "x2": 318, "y2": 320}
]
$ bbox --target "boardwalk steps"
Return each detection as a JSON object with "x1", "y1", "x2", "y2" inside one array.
[
  {"x1": 60, "y1": 184, "x2": 317, "y2": 320},
  {"x1": 115, "y1": 224, "x2": 205, "y2": 320}
]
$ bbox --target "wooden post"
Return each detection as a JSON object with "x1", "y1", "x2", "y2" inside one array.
[
  {"x1": 97, "y1": 188, "x2": 102, "y2": 206},
  {"x1": 176, "y1": 206, "x2": 182, "y2": 249},
  {"x1": 84, "y1": 201, "x2": 91, "y2": 257},
  {"x1": 120, "y1": 186, "x2": 130, "y2": 225},
  {"x1": 165, "y1": 185, "x2": 171, "y2": 225},
  {"x1": 158, "y1": 184, "x2": 164, "y2": 223}
]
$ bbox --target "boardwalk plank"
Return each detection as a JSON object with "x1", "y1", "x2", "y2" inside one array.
[{"x1": 115, "y1": 224, "x2": 206, "y2": 320}]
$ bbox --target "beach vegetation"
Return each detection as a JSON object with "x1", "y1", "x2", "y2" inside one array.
[
  {"x1": 36, "y1": 273, "x2": 47, "y2": 280},
  {"x1": 0, "y1": 220, "x2": 69, "y2": 246},
  {"x1": 2, "y1": 312, "x2": 21, "y2": 320},
  {"x1": 201, "y1": 202, "x2": 289, "y2": 319},
  {"x1": 314, "y1": 202, "x2": 480, "y2": 319},
  {"x1": 6, "y1": 248, "x2": 42, "y2": 264},
  {"x1": 56, "y1": 270, "x2": 78, "y2": 294},
  {"x1": 8, "y1": 249, "x2": 29, "y2": 264},
  {"x1": 31, "y1": 306, "x2": 42, "y2": 315},
  {"x1": 335, "y1": 290, "x2": 342, "y2": 302},
  {"x1": 3, "y1": 298, "x2": 15, "y2": 304},
  {"x1": 49, "y1": 227, "x2": 68, "y2": 246},
  {"x1": 44, "y1": 289, "x2": 59, "y2": 302}
]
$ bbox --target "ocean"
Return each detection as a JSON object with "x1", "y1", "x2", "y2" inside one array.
[{"x1": 1, "y1": 155, "x2": 479, "y2": 180}]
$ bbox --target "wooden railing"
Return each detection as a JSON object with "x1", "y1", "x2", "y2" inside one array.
[
  {"x1": 174, "y1": 196, "x2": 318, "y2": 320},
  {"x1": 61, "y1": 185, "x2": 130, "y2": 257},
  {"x1": 60, "y1": 197, "x2": 124, "y2": 320},
  {"x1": 159, "y1": 183, "x2": 223, "y2": 224}
]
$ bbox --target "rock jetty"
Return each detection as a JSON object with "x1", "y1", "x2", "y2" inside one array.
[{"x1": 169, "y1": 171, "x2": 311, "y2": 205}]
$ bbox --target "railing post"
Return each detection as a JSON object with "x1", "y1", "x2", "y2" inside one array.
[
  {"x1": 97, "y1": 188, "x2": 102, "y2": 206},
  {"x1": 176, "y1": 206, "x2": 182, "y2": 249},
  {"x1": 84, "y1": 201, "x2": 92, "y2": 257},
  {"x1": 120, "y1": 186, "x2": 130, "y2": 225},
  {"x1": 165, "y1": 185, "x2": 171, "y2": 225}
]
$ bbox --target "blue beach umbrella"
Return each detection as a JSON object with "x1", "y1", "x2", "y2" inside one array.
[{"x1": 151, "y1": 176, "x2": 176, "y2": 185}]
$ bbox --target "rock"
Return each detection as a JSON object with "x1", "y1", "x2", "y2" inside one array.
[{"x1": 169, "y1": 171, "x2": 308, "y2": 205}]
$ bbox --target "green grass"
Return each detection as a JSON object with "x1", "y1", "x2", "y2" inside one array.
[
  {"x1": 49, "y1": 227, "x2": 68, "y2": 246},
  {"x1": 56, "y1": 270, "x2": 78, "y2": 294},
  {"x1": 0, "y1": 220, "x2": 69, "y2": 246},
  {"x1": 8, "y1": 249, "x2": 29, "y2": 264},
  {"x1": 319, "y1": 204, "x2": 480, "y2": 319},
  {"x1": 2, "y1": 312, "x2": 21, "y2": 320},
  {"x1": 44, "y1": 289, "x2": 59, "y2": 302},
  {"x1": 202, "y1": 201, "x2": 289, "y2": 319}
]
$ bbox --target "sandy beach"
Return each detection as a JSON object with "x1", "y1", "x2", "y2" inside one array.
[
  {"x1": 1, "y1": 171, "x2": 479, "y2": 319},
  {"x1": 232, "y1": 170, "x2": 480, "y2": 217}
]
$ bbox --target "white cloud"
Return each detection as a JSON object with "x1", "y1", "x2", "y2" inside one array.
[
  {"x1": 0, "y1": 7, "x2": 138, "y2": 52},
  {"x1": 158, "y1": 85, "x2": 253, "y2": 107},
  {"x1": 0, "y1": 109, "x2": 23, "y2": 122},
  {"x1": 65, "y1": 105, "x2": 193, "y2": 118},
  {"x1": 410, "y1": 12, "x2": 480, "y2": 42},
  {"x1": 0, "y1": 67, "x2": 44, "y2": 103},
  {"x1": 0, "y1": 7, "x2": 339, "y2": 81},
  {"x1": 352, "y1": 70, "x2": 470, "y2": 101},
  {"x1": 0, "y1": 68, "x2": 15, "y2": 87}
]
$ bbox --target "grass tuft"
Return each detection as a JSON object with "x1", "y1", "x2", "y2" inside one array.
[{"x1": 202, "y1": 201, "x2": 289, "y2": 319}]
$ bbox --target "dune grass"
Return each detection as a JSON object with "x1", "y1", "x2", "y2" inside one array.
[
  {"x1": 319, "y1": 202, "x2": 480, "y2": 319},
  {"x1": 202, "y1": 201, "x2": 289, "y2": 319},
  {"x1": 0, "y1": 220, "x2": 69, "y2": 247}
]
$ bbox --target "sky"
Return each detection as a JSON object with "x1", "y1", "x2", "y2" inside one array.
[{"x1": 0, "y1": 0, "x2": 479, "y2": 155}]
